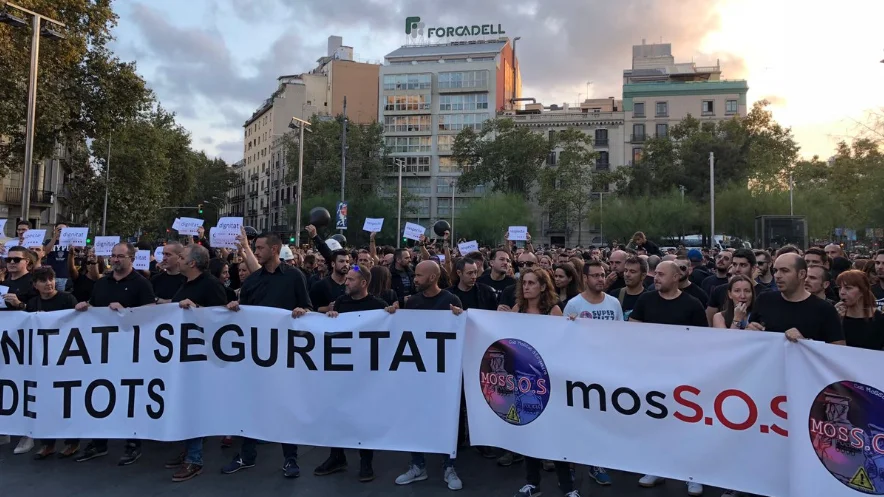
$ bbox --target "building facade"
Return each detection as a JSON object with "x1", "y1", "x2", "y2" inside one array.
[
  {"x1": 379, "y1": 38, "x2": 520, "y2": 230},
  {"x1": 0, "y1": 142, "x2": 67, "y2": 238},
  {"x1": 230, "y1": 36, "x2": 380, "y2": 233}
]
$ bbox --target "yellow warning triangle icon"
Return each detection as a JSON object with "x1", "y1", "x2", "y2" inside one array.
[
  {"x1": 849, "y1": 466, "x2": 875, "y2": 492},
  {"x1": 506, "y1": 405, "x2": 520, "y2": 424}
]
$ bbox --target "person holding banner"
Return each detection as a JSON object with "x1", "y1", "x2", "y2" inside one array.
[
  {"x1": 387, "y1": 260, "x2": 464, "y2": 491},
  {"x1": 74, "y1": 242, "x2": 157, "y2": 465},
  {"x1": 161, "y1": 244, "x2": 228, "y2": 482},
  {"x1": 152, "y1": 242, "x2": 186, "y2": 304},
  {"x1": 313, "y1": 265, "x2": 388, "y2": 482},
  {"x1": 24, "y1": 266, "x2": 81, "y2": 460},
  {"x1": 222, "y1": 233, "x2": 311, "y2": 479}
]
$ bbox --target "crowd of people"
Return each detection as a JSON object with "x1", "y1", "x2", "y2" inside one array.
[{"x1": 3, "y1": 218, "x2": 884, "y2": 497}]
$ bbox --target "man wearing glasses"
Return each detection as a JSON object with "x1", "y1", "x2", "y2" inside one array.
[
  {"x1": 74, "y1": 242, "x2": 156, "y2": 465},
  {"x1": 754, "y1": 250, "x2": 777, "y2": 292},
  {"x1": 1, "y1": 247, "x2": 36, "y2": 311}
]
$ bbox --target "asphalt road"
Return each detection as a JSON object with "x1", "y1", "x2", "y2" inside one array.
[{"x1": 1, "y1": 437, "x2": 732, "y2": 496}]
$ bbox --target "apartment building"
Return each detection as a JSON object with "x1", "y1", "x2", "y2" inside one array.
[
  {"x1": 233, "y1": 36, "x2": 379, "y2": 233},
  {"x1": 379, "y1": 38, "x2": 521, "y2": 227},
  {"x1": 0, "y1": 143, "x2": 67, "y2": 237}
]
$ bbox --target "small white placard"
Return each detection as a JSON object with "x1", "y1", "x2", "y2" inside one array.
[
  {"x1": 22, "y1": 229, "x2": 46, "y2": 248},
  {"x1": 172, "y1": 217, "x2": 204, "y2": 235},
  {"x1": 94, "y1": 236, "x2": 120, "y2": 256},
  {"x1": 458, "y1": 240, "x2": 479, "y2": 255},
  {"x1": 134, "y1": 250, "x2": 150, "y2": 270},
  {"x1": 210, "y1": 228, "x2": 239, "y2": 249},
  {"x1": 0, "y1": 285, "x2": 9, "y2": 308},
  {"x1": 215, "y1": 217, "x2": 243, "y2": 232},
  {"x1": 2, "y1": 239, "x2": 18, "y2": 255},
  {"x1": 154, "y1": 246, "x2": 165, "y2": 263},
  {"x1": 60, "y1": 227, "x2": 89, "y2": 247},
  {"x1": 403, "y1": 222, "x2": 425, "y2": 241},
  {"x1": 0, "y1": 219, "x2": 7, "y2": 236},
  {"x1": 363, "y1": 218, "x2": 384, "y2": 232},
  {"x1": 437, "y1": 254, "x2": 446, "y2": 263},
  {"x1": 325, "y1": 239, "x2": 342, "y2": 251},
  {"x1": 508, "y1": 226, "x2": 528, "y2": 241}
]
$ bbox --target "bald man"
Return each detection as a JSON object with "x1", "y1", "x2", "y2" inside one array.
[
  {"x1": 824, "y1": 243, "x2": 844, "y2": 262},
  {"x1": 629, "y1": 261, "x2": 707, "y2": 327},
  {"x1": 605, "y1": 250, "x2": 629, "y2": 291},
  {"x1": 748, "y1": 253, "x2": 844, "y2": 344}
]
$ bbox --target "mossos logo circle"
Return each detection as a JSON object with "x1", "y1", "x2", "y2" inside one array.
[
  {"x1": 479, "y1": 339, "x2": 550, "y2": 426},
  {"x1": 809, "y1": 381, "x2": 884, "y2": 494}
]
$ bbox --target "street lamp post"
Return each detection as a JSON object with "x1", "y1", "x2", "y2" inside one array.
[
  {"x1": 396, "y1": 158, "x2": 405, "y2": 248},
  {"x1": 450, "y1": 178, "x2": 456, "y2": 242},
  {"x1": 101, "y1": 134, "x2": 111, "y2": 235},
  {"x1": 1, "y1": 2, "x2": 65, "y2": 225},
  {"x1": 289, "y1": 117, "x2": 311, "y2": 245},
  {"x1": 709, "y1": 152, "x2": 716, "y2": 249}
]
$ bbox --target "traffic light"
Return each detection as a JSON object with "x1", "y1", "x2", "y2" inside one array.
[
  {"x1": 289, "y1": 235, "x2": 295, "y2": 243},
  {"x1": 198, "y1": 203, "x2": 204, "y2": 215},
  {"x1": 86, "y1": 237, "x2": 92, "y2": 245}
]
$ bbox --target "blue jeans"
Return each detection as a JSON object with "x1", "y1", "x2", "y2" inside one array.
[
  {"x1": 240, "y1": 438, "x2": 297, "y2": 465},
  {"x1": 411, "y1": 452, "x2": 455, "y2": 469},
  {"x1": 184, "y1": 438, "x2": 202, "y2": 465}
]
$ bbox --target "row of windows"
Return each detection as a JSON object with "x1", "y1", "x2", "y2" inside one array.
[
  {"x1": 633, "y1": 99, "x2": 739, "y2": 118},
  {"x1": 438, "y1": 113, "x2": 487, "y2": 132},
  {"x1": 439, "y1": 94, "x2": 489, "y2": 111},
  {"x1": 386, "y1": 136, "x2": 432, "y2": 153},
  {"x1": 383, "y1": 74, "x2": 432, "y2": 91},
  {"x1": 384, "y1": 95, "x2": 432, "y2": 111},
  {"x1": 388, "y1": 156, "x2": 431, "y2": 173},
  {"x1": 384, "y1": 115, "x2": 432, "y2": 133},
  {"x1": 438, "y1": 70, "x2": 489, "y2": 89}
]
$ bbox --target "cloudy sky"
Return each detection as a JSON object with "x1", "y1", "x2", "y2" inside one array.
[{"x1": 110, "y1": 0, "x2": 884, "y2": 164}]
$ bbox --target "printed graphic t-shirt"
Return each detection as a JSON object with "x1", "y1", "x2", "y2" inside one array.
[{"x1": 562, "y1": 293, "x2": 624, "y2": 321}]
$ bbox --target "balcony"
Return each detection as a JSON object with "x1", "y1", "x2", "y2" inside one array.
[
  {"x1": 0, "y1": 188, "x2": 53, "y2": 205},
  {"x1": 595, "y1": 162, "x2": 610, "y2": 171},
  {"x1": 630, "y1": 134, "x2": 646, "y2": 143},
  {"x1": 250, "y1": 173, "x2": 258, "y2": 181},
  {"x1": 271, "y1": 200, "x2": 279, "y2": 208},
  {"x1": 594, "y1": 138, "x2": 609, "y2": 147},
  {"x1": 230, "y1": 194, "x2": 245, "y2": 202},
  {"x1": 272, "y1": 180, "x2": 279, "y2": 188},
  {"x1": 248, "y1": 209, "x2": 257, "y2": 216}
]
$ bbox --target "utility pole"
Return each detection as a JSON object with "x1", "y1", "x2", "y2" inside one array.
[
  {"x1": 709, "y1": 152, "x2": 715, "y2": 249},
  {"x1": 101, "y1": 134, "x2": 111, "y2": 235},
  {"x1": 789, "y1": 171, "x2": 794, "y2": 216},
  {"x1": 340, "y1": 96, "x2": 347, "y2": 233}
]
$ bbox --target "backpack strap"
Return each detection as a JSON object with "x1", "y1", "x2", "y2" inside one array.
[{"x1": 618, "y1": 287, "x2": 627, "y2": 306}]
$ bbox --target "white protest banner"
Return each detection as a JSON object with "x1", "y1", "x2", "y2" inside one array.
[
  {"x1": 507, "y1": 226, "x2": 527, "y2": 241},
  {"x1": 0, "y1": 285, "x2": 8, "y2": 308},
  {"x1": 154, "y1": 246, "x2": 165, "y2": 263},
  {"x1": 134, "y1": 250, "x2": 150, "y2": 270},
  {"x1": 363, "y1": 218, "x2": 384, "y2": 233},
  {"x1": 0, "y1": 307, "x2": 464, "y2": 456},
  {"x1": 215, "y1": 217, "x2": 243, "y2": 232},
  {"x1": 403, "y1": 222, "x2": 425, "y2": 241},
  {"x1": 785, "y1": 341, "x2": 884, "y2": 496},
  {"x1": 60, "y1": 227, "x2": 89, "y2": 247},
  {"x1": 0, "y1": 219, "x2": 6, "y2": 235},
  {"x1": 172, "y1": 217, "x2": 204, "y2": 235},
  {"x1": 93, "y1": 236, "x2": 120, "y2": 257},
  {"x1": 210, "y1": 228, "x2": 239, "y2": 249},
  {"x1": 458, "y1": 240, "x2": 479, "y2": 255},
  {"x1": 22, "y1": 229, "x2": 46, "y2": 248},
  {"x1": 464, "y1": 310, "x2": 789, "y2": 497}
]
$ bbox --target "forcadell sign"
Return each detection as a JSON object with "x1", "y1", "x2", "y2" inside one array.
[{"x1": 405, "y1": 16, "x2": 505, "y2": 39}]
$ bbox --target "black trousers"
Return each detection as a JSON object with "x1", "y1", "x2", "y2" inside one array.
[{"x1": 525, "y1": 457, "x2": 573, "y2": 493}]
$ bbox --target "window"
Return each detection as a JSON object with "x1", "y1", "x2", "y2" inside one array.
[
  {"x1": 385, "y1": 136, "x2": 431, "y2": 153},
  {"x1": 656, "y1": 123, "x2": 668, "y2": 138},
  {"x1": 384, "y1": 115, "x2": 431, "y2": 133},
  {"x1": 401, "y1": 177, "x2": 431, "y2": 195},
  {"x1": 594, "y1": 129, "x2": 608, "y2": 146},
  {"x1": 655, "y1": 101, "x2": 668, "y2": 117},
  {"x1": 726, "y1": 100, "x2": 738, "y2": 114},
  {"x1": 632, "y1": 147, "x2": 643, "y2": 163},
  {"x1": 384, "y1": 94, "x2": 431, "y2": 111},
  {"x1": 632, "y1": 124, "x2": 645, "y2": 142},
  {"x1": 389, "y1": 156, "x2": 430, "y2": 173},
  {"x1": 702, "y1": 100, "x2": 714, "y2": 116},
  {"x1": 438, "y1": 113, "x2": 487, "y2": 132},
  {"x1": 383, "y1": 73, "x2": 432, "y2": 90},
  {"x1": 596, "y1": 151, "x2": 610, "y2": 169},
  {"x1": 438, "y1": 70, "x2": 489, "y2": 89},
  {"x1": 438, "y1": 94, "x2": 489, "y2": 111},
  {"x1": 436, "y1": 177, "x2": 456, "y2": 194},
  {"x1": 437, "y1": 135, "x2": 455, "y2": 153},
  {"x1": 547, "y1": 151, "x2": 557, "y2": 166},
  {"x1": 437, "y1": 198, "x2": 470, "y2": 217},
  {"x1": 438, "y1": 157, "x2": 458, "y2": 173},
  {"x1": 634, "y1": 102, "x2": 645, "y2": 117},
  {"x1": 407, "y1": 197, "x2": 431, "y2": 216}
]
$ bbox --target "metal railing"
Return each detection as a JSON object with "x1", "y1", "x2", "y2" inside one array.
[
  {"x1": 0, "y1": 187, "x2": 53, "y2": 205},
  {"x1": 630, "y1": 134, "x2": 646, "y2": 143}
]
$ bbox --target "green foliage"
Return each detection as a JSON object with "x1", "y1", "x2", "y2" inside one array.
[
  {"x1": 452, "y1": 118, "x2": 550, "y2": 197},
  {"x1": 537, "y1": 128, "x2": 597, "y2": 245},
  {"x1": 587, "y1": 190, "x2": 699, "y2": 243},
  {"x1": 456, "y1": 194, "x2": 535, "y2": 247}
]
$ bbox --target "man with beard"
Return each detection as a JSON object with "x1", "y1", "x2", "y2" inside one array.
[
  {"x1": 389, "y1": 248, "x2": 415, "y2": 307},
  {"x1": 675, "y1": 255, "x2": 709, "y2": 307},
  {"x1": 309, "y1": 248, "x2": 350, "y2": 313},
  {"x1": 872, "y1": 249, "x2": 884, "y2": 310},
  {"x1": 687, "y1": 249, "x2": 710, "y2": 287},
  {"x1": 706, "y1": 249, "x2": 769, "y2": 324},
  {"x1": 313, "y1": 265, "x2": 387, "y2": 482},
  {"x1": 564, "y1": 261, "x2": 623, "y2": 320},
  {"x1": 701, "y1": 250, "x2": 732, "y2": 296},
  {"x1": 74, "y1": 242, "x2": 156, "y2": 465},
  {"x1": 478, "y1": 249, "x2": 515, "y2": 300},
  {"x1": 1, "y1": 246, "x2": 36, "y2": 311},
  {"x1": 604, "y1": 250, "x2": 628, "y2": 292},
  {"x1": 608, "y1": 256, "x2": 648, "y2": 320},
  {"x1": 447, "y1": 257, "x2": 498, "y2": 311},
  {"x1": 386, "y1": 261, "x2": 464, "y2": 491},
  {"x1": 755, "y1": 250, "x2": 777, "y2": 292}
]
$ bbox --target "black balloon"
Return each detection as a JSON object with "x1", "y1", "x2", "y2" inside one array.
[
  {"x1": 309, "y1": 207, "x2": 331, "y2": 227},
  {"x1": 331, "y1": 233, "x2": 347, "y2": 246},
  {"x1": 433, "y1": 220, "x2": 451, "y2": 237},
  {"x1": 243, "y1": 226, "x2": 258, "y2": 240}
]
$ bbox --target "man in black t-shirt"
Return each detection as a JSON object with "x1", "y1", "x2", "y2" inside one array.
[
  {"x1": 309, "y1": 249, "x2": 349, "y2": 312},
  {"x1": 605, "y1": 250, "x2": 628, "y2": 292},
  {"x1": 314, "y1": 266, "x2": 387, "y2": 482},
  {"x1": 675, "y1": 255, "x2": 709, "y2": 308},
  {"x1": 477, "y1": 248, "x2": 514, "y2": 300},
  {"x1": 607, "y1": 255, "x2": 648, "y2": 320},
  {"x1": 749, "y1": 253, "x2": 844, "y2": 344},
  {"x1": 152, "y1": 242, "x2": 187, "y2": 303},
  {"x1": 2, "y1": 246, "x2": 36, "y2": 311},
  {"x1": 630, "y1": 261, "x2": 707, "y2": 328},
  {"x1": 701, "y1": 251, "x2": 732, "y2": 296},
  {"x1": 447, "y1": 257, "x2": 497, "y2": 311}
]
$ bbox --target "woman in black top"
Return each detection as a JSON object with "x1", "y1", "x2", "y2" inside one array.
[
  {"x1": 836, "y1": 270, "x2": 884, "y2": 350},
  {"x1": 712, "y1": 275, "x2": 756, "y2": 330},
  {"x1": 208, "y1": 258, "x2": 237, "y2": 303},
  {"x1": 368, "y1": 265, "x2": 398, "y2": 306}
]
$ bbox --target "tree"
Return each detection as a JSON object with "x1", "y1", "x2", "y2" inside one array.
[
  {"x1": 537, "y1": 128, "x2": 597, "y2": 245},
  {"x1": 452, "y1": 118, "x2": 550, "y2": 197},
  {"x1": 0, "y1": 1, "x2": 153, "y2": 176},
  {"x1": 587, "y1": 190, "x2": 700, "y2": 243},
  {"x1": 456, "y1": 194, "x2": 535, "y2": 247}
]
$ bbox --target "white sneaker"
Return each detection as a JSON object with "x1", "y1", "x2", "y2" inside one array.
[
  {"x1": 687, "y1": 481, "x2": 704, "y2": 496},
  {"x1": 14, "y1": 436, "x2": 34, "y2": 454},
  {"x1": 444, "y1": 466, "x2": 463, "y2": 491},
  {"x1": 565, "y1": 491, "x2": 581, "y2": 497},
  {"x1": 638, "y1": 474, "x2": 665, "y2": 487},
  {"x1": 395, "y1": 464, "x2": 428, "y2": 485},
  {"x1": 720, "y1": 490, "x2": 741, "y2": 497}
]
